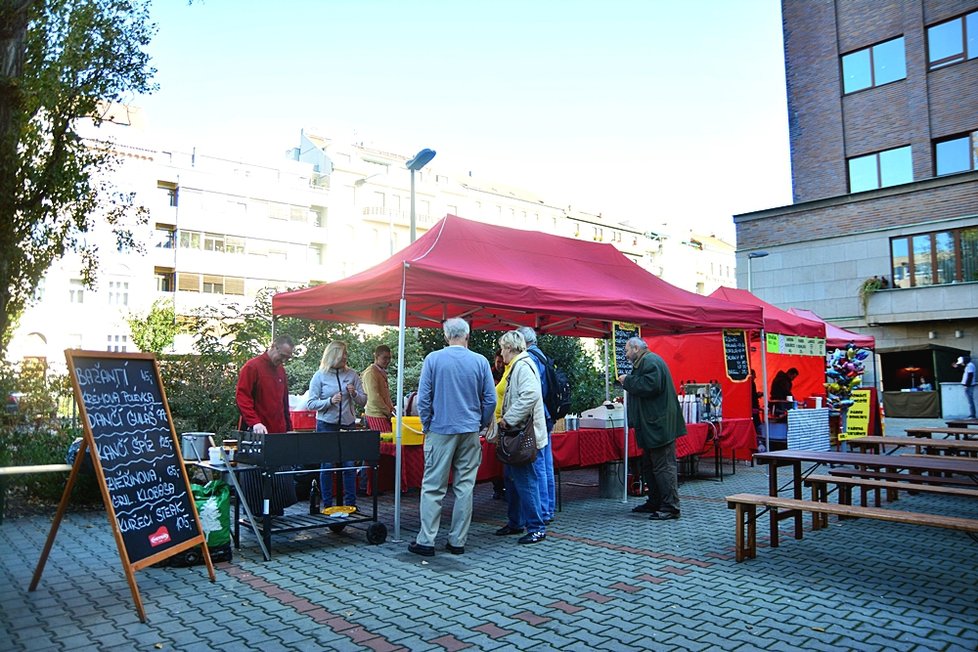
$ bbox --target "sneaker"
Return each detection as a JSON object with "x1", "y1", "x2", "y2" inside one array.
[
  {"x1": 649, "y1": 510, "x2": 680, "y2": 521},
  {"x1": 518, "y1": 531, "x2": 546, "y2": 544},
  {"x1": 407, "y1": 542, "x2": 435, "y2": 557},
  {"x1": 444, "y1": 542, "x2": 464, "y2": 555},
  {"x1": 494, "y1": 525, "x2": 524, "y2": 536},
  {"x1": 631, "y1": 502, "x2": 657, "y2": 513}
]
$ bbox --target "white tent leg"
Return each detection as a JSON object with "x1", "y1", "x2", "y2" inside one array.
[
  {"x1": 393, "y1": 298, "x2": 407, "y2": 542},
  {"x1": 760, "y1": 328, "x2": 770, "y2": 452},
  {"x1": 621, "y1": 391, "x2": 629, "y2": 504}
]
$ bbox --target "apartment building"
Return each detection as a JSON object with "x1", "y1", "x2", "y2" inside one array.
[
  {"x1": 7, "y1": 120, "x2": 736, "y2": 366},
  {"x1": 734, "y1": 0, "x2": 977, "y2": 414}
]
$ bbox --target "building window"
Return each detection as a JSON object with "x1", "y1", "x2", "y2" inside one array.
[
  {"x1": 179, "y1": 230, "x2": 201, "y2": 249},
  {"x1": 891, "y1": 226, "x2": 978, "y2": 288},
  {"x1": 225, "y1": 236, "x2": 245, "y2": 255},
  {"x1": 309, "y1": 244, "x2": 324, "y2": 265},
  {"x1": 106, "y1": 334, "x2": 128, "y2": 353},
  {"x1": 108, "y1": 281, "x2": 129, "y2": 306},
  {"x1": 203, "y1": 233, "x2": 225, "y2": 252},
  {"x1": 155, "y1": 225, "x2": 175, "y2": 248},
  {"x1": 202, "y1": 275, "x2": 224, "y2": 294},
  {"x1": 69, "y1": 279, "x2": 84, "y2": 304},
  {"x1": 841, "y1": 36, "x2": 906, "y2": 94},
  {"x1": 155, "y1": 267, "x2": 175, "y2": 292},
  {"x1": 935, "y1": 131, "x2": 978, "y2": 176},
  {"x1": 848, "y1": 145, "x2": 912, "y2": 192},
  {"x1": 157, "y1": 181, "x2": 178, "y2": 207},
  {"x1": 927, "y1": 10, "x2": 978, "y2": 69}
]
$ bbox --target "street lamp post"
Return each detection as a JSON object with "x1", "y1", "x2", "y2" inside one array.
[
  {"x1": 405, "y1": 148, "x2": 436, "y2": 243},
  {"x1": 746, "y1": 251, "x2": 769, "y2": 293}
]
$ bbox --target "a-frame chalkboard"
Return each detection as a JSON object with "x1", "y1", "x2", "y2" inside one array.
[{"x1": 30, "y1": 351, "x2": 215, "y2": 622}]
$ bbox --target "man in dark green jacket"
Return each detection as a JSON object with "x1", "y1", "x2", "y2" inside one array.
[{"x1": 617, "y1": 337, "x2": 685, "y2": 520}]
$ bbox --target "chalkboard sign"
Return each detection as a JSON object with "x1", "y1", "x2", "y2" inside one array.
[
  {"x1": 722, "y1": 329, "x2": 750, "y2": 382},
  {"x1": 613, "y1": 321, "x2": 641, "y2": 378},
  {"x1": 31, "y1": 351, "x2": 214, "y2": 622}
]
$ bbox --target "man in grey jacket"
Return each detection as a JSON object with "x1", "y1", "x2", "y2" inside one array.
[{"x1": 409, "y1": 318, "x2": 496, "y2": 557}]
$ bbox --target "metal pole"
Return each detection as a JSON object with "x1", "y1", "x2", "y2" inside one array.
[
  {"x1": 747, "y1": 256, "x2": 753, "y2": 292},
  {"x1": 760, "y1": 328, "x2": 770, "y2": 452},
  {"x1": 621, "y1": 391, "x2": 629, "y2": 504},
  {"x1": 410, "y1": 169, "x2": 417, "y2": 243},
  {"x1": 604, "y1": 340, "x2": 611, "y2": 402},
  {"x1": 393, "y1": 297, "x2": 407, "y2": 542}
]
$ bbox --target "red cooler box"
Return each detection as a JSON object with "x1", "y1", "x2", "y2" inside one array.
[{"x1": 291, "y1": 410, "x2": 317, "y2": 431}]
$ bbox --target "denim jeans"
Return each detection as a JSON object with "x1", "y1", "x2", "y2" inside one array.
[
  {"x1": 504, "y1": 457, "x2": 545, "y2": 534},
  {"x1": 316, "y1": 420, "x2": 357, "y2": 508},
  {"x1": 536, "y1": 427, "x2": 556, "y2": 520}
]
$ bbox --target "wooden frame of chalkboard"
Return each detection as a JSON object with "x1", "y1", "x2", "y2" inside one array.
[
  {"x1": 722, "y1": 329, "x2": 751, "y2": 382},
  {"x1": 613, "y1": 321, "x2": 641, "y2": 379},
  {"x1": 30, "y1": 350, "x2": 215, "y2": 622}
]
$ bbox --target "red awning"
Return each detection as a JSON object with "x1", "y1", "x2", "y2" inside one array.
[
  {"x1": 787, "y1": 308, "x2": 876, "y2": 349},
  {"x1": 273, "y1": 215, "x2": 763, "y2": 336},
  {"x1": 709, "y1": 286, "x2": 826, "y2": 339}
]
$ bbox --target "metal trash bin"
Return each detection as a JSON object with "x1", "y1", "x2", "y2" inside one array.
[{"x1": 598, "y1": 461, "x2": 624, "y2": 498}]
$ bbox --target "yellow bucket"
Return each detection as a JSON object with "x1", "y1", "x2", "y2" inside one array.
[{"x1": 390, "y1": 416, "x2": 425, "y2": 445}]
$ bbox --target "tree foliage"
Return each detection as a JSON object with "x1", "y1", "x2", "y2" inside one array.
[
  {"x1": 0, "y1": 0, "x2": 157, "y2": 356},
  {"x1": 126, "y1": 297, "x2": 178, "y2": 354}
]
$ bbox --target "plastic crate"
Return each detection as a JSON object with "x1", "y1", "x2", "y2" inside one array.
[
  {"x1": 291, "y1": 410, "x2": 317, "y2": 431},
  {"x1": 390, "y1": 416, "x2": 425, "y2": 445}
]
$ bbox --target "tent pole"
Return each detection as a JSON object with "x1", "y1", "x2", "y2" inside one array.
[
  {"x1": 604, "y1": 340, "x2": 611, "y2": 402},
  {"x1": 621, "y1": 391, "x2": 629, "y2": 504},
  {"x1": 760, "y1": 328, "x2": 770, "y2": 452},
  {"x1": 393, "y1": 298, "x2": 407, "y2": 542}
]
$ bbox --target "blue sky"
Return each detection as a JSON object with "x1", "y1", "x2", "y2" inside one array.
[{"x1": 137, "y1": 0, "x2": 791, "y2": 242}]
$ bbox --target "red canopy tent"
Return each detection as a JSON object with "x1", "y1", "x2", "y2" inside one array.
[
  {"x1": 646, "y1": 287, "x2": 828, "y2": 454},
  {"x1": 272, "y1": 216, "x2": 764, "y2": 536},
  {"x1": 787, "y1": 308, "x2": 876, "y2": 350},
  {"x1": 273, "y1": 215, "x2": 763, "y2": 335}
]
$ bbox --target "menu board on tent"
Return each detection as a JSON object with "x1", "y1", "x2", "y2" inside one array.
[
  {"x1": 766, "y1": 333, "x2": 826, "y2": 356},
  {"x1": 613, "y1": 321, "x2": 641, "y2": 378},
  {"x1": 722, "y1": 329, "x2": 750, "y2": 381}
]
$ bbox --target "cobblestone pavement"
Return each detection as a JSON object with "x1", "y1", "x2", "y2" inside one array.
[{"x1": 3, "y1": 418, "x2": 977, "y2": 651}]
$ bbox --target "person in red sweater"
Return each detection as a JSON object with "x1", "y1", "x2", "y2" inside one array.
[
  {"x1": 235, "y1": 335, "x2": 296, "y2": 515},
  {"x1": 236, "y1": 336, "x2": 295, "y2": 434}
]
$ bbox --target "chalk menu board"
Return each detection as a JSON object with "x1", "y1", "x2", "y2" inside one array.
[
  {"x1": 722, "y1": 329, "x2": 750, "y2": 382},
  {"x1": 613, "y1": 321, "x2": 641, "y2": 378},
  {"x1": 67, "y1": 352, "x2": 200, "y2": 564}
]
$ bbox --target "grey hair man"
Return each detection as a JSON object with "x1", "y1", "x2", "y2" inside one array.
[
  {"x1": 517, "y1": 326, "x2": 556, "y2": 523},
  {"x1": 409, "y1": 317, "x2": 496, "y2": 556},
  {"x1": 617, "y1": 337, "x2": 685, "y2": 520}
]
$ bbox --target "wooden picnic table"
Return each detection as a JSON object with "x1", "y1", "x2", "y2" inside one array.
[
  {"x1": 946, "y1": 420, "x2": 978, "y2": 429},
  {"x1": 904, "y1": 427, "x2": 978, "y2": 440},
  {"x1": 753, "y1": 449, "x2": 978, "y2": 547},
  {"x1": 845, "y1": 436, "x2": 978, "y2": 457}
]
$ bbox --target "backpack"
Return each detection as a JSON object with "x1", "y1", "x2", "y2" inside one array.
[{"x1": 527, "y1": 348, "x2": 572, "y2": 420}]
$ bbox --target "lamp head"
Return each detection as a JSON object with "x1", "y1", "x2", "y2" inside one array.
[
  {"x1": 748, "y1": 251, "x2": 769, "y2": 260},
  {"x1": 406, "y1": 148, "x2": 436, "y2": 171}
]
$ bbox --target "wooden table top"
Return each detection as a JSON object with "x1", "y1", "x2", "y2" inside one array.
[
  {"x1": 905, "y1": 427, "x2": 978, "y2": 438},
  {"x1": 754, "y1": 449, "x2": 978, "y2": 474},
  {"x1": 846, "y1": 436, "x2": 978, "y2": 452}
]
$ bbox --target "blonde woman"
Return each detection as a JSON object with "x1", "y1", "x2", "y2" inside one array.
[
  {"x1": 494, "y1": 330, "x2": 548, "y2": 544},
  {"x1": 307, "y1": 341, "x2": 367, "y2": 511}
]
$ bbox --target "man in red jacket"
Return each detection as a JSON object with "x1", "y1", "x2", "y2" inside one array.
[
  {"x1": 236, "y1": 335, "x2": 295, "y2": 434},
  {"x1": 235, "y1": 335, "x2": 296, "y2": 515}
]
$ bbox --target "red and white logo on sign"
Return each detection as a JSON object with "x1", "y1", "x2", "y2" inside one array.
[{"x1": 148, "y1": 526, "x2": 171, "y2": 547}]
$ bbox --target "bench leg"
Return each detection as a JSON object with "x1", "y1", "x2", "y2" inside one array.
[
  {"x1": 809, "y1": 481, "x2": 826, "y2": 531},
  {"x1": 734, "y1": 503, "x2": 757, "y2": 562}
]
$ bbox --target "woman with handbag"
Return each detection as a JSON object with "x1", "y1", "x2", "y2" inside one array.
[{"x1": 492, "y1": 330, "x2": 548, "y2": 544}]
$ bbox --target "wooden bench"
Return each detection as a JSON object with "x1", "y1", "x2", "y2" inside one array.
[
  {"x1": 0, "y1": 464, "x2": 72, "y2": 524},
  {"x1": 828, "y1": 467, "x2": 978, "y2": 487},
  {"x1": 726, "y1": 492, "x2": 978, "y2": 562},
  {"x1": 803, "y1": 473, "x2": 978, "y2": 528}
]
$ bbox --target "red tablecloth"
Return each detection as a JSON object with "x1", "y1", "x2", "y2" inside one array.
[
  {"x1": 697, "y1": 418, "x2": 756, "y2": 460},
  {"x1": 379, "y1": 426, "x2": 709, "y2": 490}
]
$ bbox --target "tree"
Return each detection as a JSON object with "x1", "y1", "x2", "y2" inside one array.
[
  {"x1": 126, "y1": 297, "x2": 178, "y2": 354},
  {"x1": 0, "y1": 0, "x2": 157, "y2": 356}
]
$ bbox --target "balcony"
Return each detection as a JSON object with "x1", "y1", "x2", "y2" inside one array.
[{"x1": 866, "y1": 282, "x2": 978, "y2": 325}]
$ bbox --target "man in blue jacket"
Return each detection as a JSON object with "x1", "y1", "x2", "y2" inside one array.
[{"x1": 409, "y1": 318, "x2": 496, "y2": 556}]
